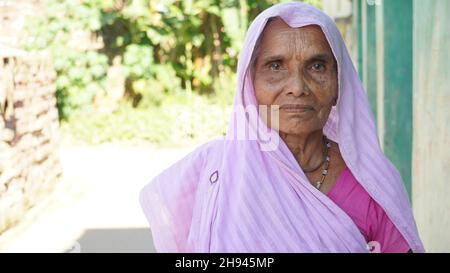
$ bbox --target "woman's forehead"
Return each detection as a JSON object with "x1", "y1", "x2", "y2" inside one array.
[{"x1": 257, "y1": 18, "x2": 332, "y2": 59}]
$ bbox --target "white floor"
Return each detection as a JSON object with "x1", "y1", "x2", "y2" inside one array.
[{"x1": 0, "y1": 143, "x2": 196, "y2": 253}]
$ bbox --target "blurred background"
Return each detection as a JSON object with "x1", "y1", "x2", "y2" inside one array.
[{"x1": 0, "y1": 0, "x2": 448, "y2": 252}]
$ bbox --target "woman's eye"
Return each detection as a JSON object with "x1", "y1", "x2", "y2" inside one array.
[
  {"x1": 311, "y1": 63, "x2": 325, "y2": 72},
  {"x1": 269, "y1": 61, "x2": 282, "y2": 71}
]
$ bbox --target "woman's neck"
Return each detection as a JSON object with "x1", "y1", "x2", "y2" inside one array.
[{"x1": 280, "y1": 130, "x2": 325, "y2": 171}]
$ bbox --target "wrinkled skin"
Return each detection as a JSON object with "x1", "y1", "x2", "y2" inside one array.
[
  {"x1": 252, "y1": 18, "x2": 343, "y2": 195},
  {"x1": 253, "y1": 19, "x2": 338, "y2": 136}
]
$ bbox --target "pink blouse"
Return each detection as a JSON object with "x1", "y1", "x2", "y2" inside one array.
[{"x1": 327, "y1": 165, "x2": 411, "y2": 253}]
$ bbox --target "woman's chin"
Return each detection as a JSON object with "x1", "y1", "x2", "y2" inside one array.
[
  {"x1": 279, "y1": 126, "x2": 316, "y2": 136},
  {"x1": 278, "y1": 118, "x2": 316, "y2": 134}
]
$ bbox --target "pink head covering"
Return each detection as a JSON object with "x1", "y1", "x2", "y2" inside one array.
[{"x1": 140, "y1": 2, "x2": 424, "y2": 252}]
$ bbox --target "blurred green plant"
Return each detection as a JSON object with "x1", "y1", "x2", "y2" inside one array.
[
  {"x1": 23, "y1": 0, "x2": 322, "y2": 145},
  {"x1": 22, "y1": 0, "x2": 109, "y2": 119},
  {"x1": 60, "y1": 93, "x2": 232, "y2": 147}
]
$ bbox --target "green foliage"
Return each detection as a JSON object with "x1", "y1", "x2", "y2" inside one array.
[
  {"x1": 23, "y1": 0, "x2": 323, "y2": 145},
  {"x1": 23, "y1": 0, "x2": 109, "y2": 119},
  {"x1": 123, "y1": 44, "x2": 153, "y2": 79},
  {"x1": 61, "y1": 94, "x2": 232, "y2": 147},
  {"x1": 61, "y1": 65, "x2": 236, "y2": 146}
]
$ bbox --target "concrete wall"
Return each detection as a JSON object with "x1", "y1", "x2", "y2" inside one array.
[
  {"x1": 412, "y1": 0, "x2": 450, "y2": 252},
  {"x1": 353, "y1": 0, "x2": 450, "y2": 252}
]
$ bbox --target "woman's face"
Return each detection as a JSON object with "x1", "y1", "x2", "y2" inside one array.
[{"x1": 253, "y1": 18, "x2": 338, "y2": 136}]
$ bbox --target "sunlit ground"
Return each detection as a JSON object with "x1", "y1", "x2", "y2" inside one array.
[
  {"x1": 0, "y1": 63, "x2": 233, "y2": 253},
  {"x1": 0, "y1": 142, "x2": 197, "y2": 252}
]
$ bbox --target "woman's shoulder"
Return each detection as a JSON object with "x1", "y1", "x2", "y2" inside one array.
[
  {"x1": 184, "y1": 138, "x2": 226, "y2": 165},
  {"x1": 153, "y1": 138, "x2": 226, "y2": 179},
  {"x1": 140, "y1": 138, "x2": 226, "y2": 201},
  {"x1": 195, "y1": 138, "x2": 226, "y2": 155}
]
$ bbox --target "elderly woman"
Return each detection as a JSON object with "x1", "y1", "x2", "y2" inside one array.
[{"x1": 140, "y1": 2, "x2": 424, "y2": 253}]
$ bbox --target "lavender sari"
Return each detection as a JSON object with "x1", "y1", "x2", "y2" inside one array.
[{"x1": 140, "y1": 2, "x2": 424, "y2": 253}]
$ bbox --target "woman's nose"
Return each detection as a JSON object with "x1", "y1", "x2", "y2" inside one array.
[{"x1": 286, "y1": 72, "x2": 310, "y2": 97}]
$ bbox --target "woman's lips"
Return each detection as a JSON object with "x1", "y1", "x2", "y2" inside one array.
[{"x1": 279, "y1": 104, "x2": 314, "y2": 113}]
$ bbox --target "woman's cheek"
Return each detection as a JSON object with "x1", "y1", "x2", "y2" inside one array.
[
  {"x1": 255, "y1": 84, "x2": 278, "y2": 105},
  {"x1": 309, "y1": 73, "x2": 328, "y2": 88},
  {"x1": 266, "y1": 80, "x2": 285, "y2": 93},
  {"x1": 255, "y1": 82, "x2": 284, "y2": 103},
  {"x1": 265, "y1": 74, "x2": 288, "y2": 94},
  {"x1": 310, "y1": 75, "x2": 336, "y2": 102}
]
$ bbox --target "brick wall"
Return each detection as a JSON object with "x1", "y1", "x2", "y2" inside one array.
[{"x1": 0, "y1": 49, "x2": 62, "y2": 234}]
